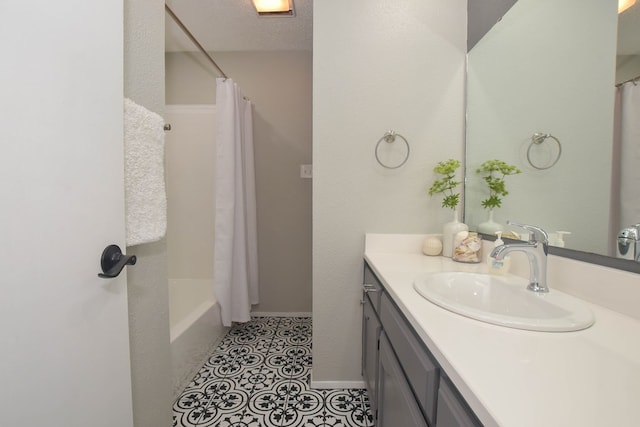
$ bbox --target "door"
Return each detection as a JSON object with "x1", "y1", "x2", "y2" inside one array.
[{"x1": 0, "y1": 2, "x2": 133, "y2": 426}]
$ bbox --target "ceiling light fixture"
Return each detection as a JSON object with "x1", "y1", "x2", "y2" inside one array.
[
  {"x1": 252, "y1": 0, "x2": 295, "y2": 16},
  {"x1": 618, "y1": 0, "x2": 636, "y2": 14}
]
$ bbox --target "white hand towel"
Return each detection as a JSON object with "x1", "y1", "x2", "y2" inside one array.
[{"x1": 124, "y1": 98, "x2": 167, "y2": 246}]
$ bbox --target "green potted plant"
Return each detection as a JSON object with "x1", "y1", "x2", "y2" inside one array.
[
  {"x1": 428, "y1": 159, "x2": 462, "y2": 210},
  {"x1": 476, "y1": 159, "x2": 521, "y2": 234},
  {"x1": 428, "y1": 159, "x2": 467, "y2": 257}
]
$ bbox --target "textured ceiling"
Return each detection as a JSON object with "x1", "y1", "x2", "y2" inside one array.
[
  {"x1": 165, "y1": 0, "x2": 313, "y2": 52},
  {"x1": 164, "y1": 0, "x2": 638, "y2": 60},
  {"x1": 618, "y1": 3, "x2": 640, "y2": 56}
]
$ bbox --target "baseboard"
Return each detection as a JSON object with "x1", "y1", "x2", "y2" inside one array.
[
  {"x1": 250, "y1": 311, "x2": 312, "y2": 318},
  {"x1": 310, "y1": 376, "x2": 367, "y2": 390}
]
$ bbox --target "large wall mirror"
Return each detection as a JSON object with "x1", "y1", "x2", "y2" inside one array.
[{"x1": 465, "y1": 0, "x2": 640, "y2": 272}]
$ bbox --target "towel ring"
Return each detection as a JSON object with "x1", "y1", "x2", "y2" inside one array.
[
  {"x1": 527, "y1": 132, "x2": 561, "y2": 170},
  {"x1": 375, "y1": 131, "x2": 410, "y2": 169}
]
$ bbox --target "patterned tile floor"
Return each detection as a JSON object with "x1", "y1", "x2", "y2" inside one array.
[{"x1": 173, "y1": 316, "x2": 374, "y2": 427}]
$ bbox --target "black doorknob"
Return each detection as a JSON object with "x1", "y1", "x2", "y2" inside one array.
[{"x1": 98, "y1": 245, "x2": 136, "y2": 278}]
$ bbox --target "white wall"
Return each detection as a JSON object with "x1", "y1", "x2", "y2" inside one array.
[
  {"x1": 124, "y1": 1, "x2": 172, "y2": 426},
  {"x1": 312, "y1": 0, "x2": 467, "y2": 385}
]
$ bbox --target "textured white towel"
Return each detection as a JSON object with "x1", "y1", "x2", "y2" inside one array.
[{"x1": 124, "y1": 98, "x2": 167, "y2": 246}]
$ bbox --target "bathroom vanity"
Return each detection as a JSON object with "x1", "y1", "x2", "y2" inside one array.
[
  {"x1": 363, "y1": 261, "x2": 480, "y2": 426},
  {"x1": 362, "y1": 234, "x2": 640, "y2": 427}
]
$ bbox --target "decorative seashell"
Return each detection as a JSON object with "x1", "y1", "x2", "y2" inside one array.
[{"x1": 422, "y1": 236, "x2": 443, "y2": 256}]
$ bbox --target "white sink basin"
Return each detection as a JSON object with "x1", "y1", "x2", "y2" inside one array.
[{"x1": 414, "y1": 272, "x2": 594, "y2": 332}]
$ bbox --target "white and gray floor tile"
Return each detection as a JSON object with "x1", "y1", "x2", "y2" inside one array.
[{"x1": 173, "y1": 316, "x2": 374, "y2": 427}]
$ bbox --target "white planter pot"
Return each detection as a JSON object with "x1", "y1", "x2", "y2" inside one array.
[
  {"x1": 442, "y1": 209, "x2": 468, "y2": 257},
  {"x1": 477, "y1": 210, "x2": 503, "y2": 236}
]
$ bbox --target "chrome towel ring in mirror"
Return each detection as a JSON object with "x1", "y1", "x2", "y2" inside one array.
[
  {"x1": 527, "y1": 132, "x2": 562, "y2": 170},
  {"x1": 375, "y1": 130, "x2": 410, "y2": 169}
]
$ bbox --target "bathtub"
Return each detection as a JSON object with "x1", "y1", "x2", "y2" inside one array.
[{"x1": 169, "y1": 278, "x2": 228, "y2": 398}]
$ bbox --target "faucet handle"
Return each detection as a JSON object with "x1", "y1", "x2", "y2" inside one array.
[{"x1": 507, "y1": 221, "x2": 549, "y2": 244}]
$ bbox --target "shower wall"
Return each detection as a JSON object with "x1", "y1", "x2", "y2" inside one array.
[
  {"x1": 165, "y1": 105, "x2": 226, "y2": 396},
  {"x1": 165, "y1": 51, "x2": 313, "y2": 314},
  {"x1": 165, "y1": 105, "x2": 216, "y2": 283}
]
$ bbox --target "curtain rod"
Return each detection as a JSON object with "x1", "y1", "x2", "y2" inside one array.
[
  {"x1": 165, "y1": 3, "x2": 229, "y2": 79},
  {"x1": 616, "y1": 74, "x2": 640, "y2": 87}
]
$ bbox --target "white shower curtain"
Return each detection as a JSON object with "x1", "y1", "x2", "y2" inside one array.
[
  {"x1": 214, "y1": 78, "x2": 259, "y2": 327},
  {"x1": 617, "y1": 81, "x2": 640, "y2": 233}
]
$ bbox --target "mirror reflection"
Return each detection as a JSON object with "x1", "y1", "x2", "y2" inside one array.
[{"x1": 465, "y1": 0, "x2": 640, "y2": 263}]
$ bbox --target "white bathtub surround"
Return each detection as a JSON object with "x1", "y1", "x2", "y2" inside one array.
[
  {"x1": 169, "y1": 279, "x2": 217, "y2": 334},
  {"x1": 169, "y1": 279, "x2": 228, "y2": 398},
  {"x1": 365, "y1": 233, "x2": 640, "y2": 427},
  {"x1": 164, "y1": 107, "x2": 224, "y2": 398},
  {"x1": 170, "y1": 303, "x2": 227, "y2": 398},
  {"x1": 123, "y1": 97, "x2": 167, "y2": 246},
  {"x1": 214, "y1": 78, "x2": 259, "y2": 327}
]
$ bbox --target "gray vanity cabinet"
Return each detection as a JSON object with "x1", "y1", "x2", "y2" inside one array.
[
  {"x1": 362, "y1": 261, "x2": 483, "y2": 427},
  {"x1": 437, "y1": 376, "x2": 482, "y2": 427},
  {"x1": 380, "y1": 292, "x2": 438, "y2": 425},
  {"x1": 362, "y1": 263, "x2": 383, "y2": 415},
  {"x1": 378, "y1": 331, "x2": 429, "y2": 427},
  {"x1": 379, "y1": 294, "x2": 440, "y2": 426},
  {"x1": 361, "y1": 289, "x2": 381, "y2": 414}
]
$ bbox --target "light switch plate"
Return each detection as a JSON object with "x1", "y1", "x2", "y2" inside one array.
[{"x1": 300, "y1": 164, "x2": 312, "y2": 179}]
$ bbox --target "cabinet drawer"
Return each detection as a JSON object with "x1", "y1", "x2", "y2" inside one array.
[
  {"x1": 380, "y1": 292, "x2": 439, "y2": 425},
  {"x1": 437, "y1": 376, "x2": 483, "y2": 427},
  {"x1": 363, "y1": 262, "x2": 383, "y2": 313}
]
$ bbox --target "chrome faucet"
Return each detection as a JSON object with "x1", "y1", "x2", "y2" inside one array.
[
  {"x1": 617, "y1": 224, "x2": 640, "y2": 261},
  {"x1": 490, "y1": 221, "x2": 550, "y2": 293}
]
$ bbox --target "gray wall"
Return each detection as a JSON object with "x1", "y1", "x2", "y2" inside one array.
[
  {"x1": 165, "y1": 50, "x2": 313, "y2": 314},
  {"x1": 124, "y1": 0, "x2": 172, "y2": 426}
]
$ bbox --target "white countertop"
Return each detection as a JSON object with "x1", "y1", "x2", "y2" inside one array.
[{"x1": 364, "y1": 234, "x2": 640, "y2": 427}]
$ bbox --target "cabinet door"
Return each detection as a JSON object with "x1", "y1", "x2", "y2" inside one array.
[
  {"x1": 437, "y1": 377, "x2": 483, "y2": 427},
  {"x1": 378, "y1": 332, "x2": 429, "y2": 427},
  {"x1": 362, "y1": 293, "x2": 381, "y2": 415},
  {"x1": 380, "y1": 293, "x2": 439, "y2": 424}
]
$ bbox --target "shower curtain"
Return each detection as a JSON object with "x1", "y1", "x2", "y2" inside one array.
[
  {"x1": 213, "y1": 78, "x2": 259, "y2": 327},
  {"x1": 616, "y1": 81, "x2": 640, "y2": 234}
]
